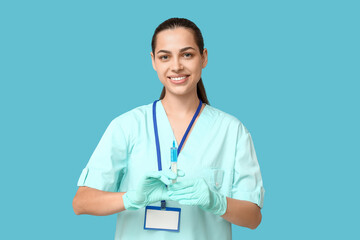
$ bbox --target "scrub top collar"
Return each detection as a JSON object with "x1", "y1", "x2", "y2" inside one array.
[{"x1": 157, "y1": 100, "x2": 208, "y2": 156}]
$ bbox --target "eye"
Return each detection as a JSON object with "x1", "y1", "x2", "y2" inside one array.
[
  {"x1": 159, "y1": 55, "x2": 169, "y2": 60},
  {"x1": 184, "y1": 53, "x2": 192, "y2": 58}
]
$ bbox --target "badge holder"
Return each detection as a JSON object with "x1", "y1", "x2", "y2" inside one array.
[{"x1": 144, "y1": 205, "x2": 181, "y2": 232}]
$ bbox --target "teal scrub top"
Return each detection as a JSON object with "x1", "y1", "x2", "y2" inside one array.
[{"x1": 77, "y1": 101, "x2": 265, "y2": 240}]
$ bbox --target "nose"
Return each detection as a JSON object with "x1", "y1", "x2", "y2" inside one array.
[{"x1": 171, "y1": 57, "x2": 183, "y2": 72}]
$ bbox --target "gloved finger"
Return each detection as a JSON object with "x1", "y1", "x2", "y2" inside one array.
[
  {"x1": 148, "y1": 192, "x2": 171, "y2": 204},
  {"x1": 144, "y1": 171, "x2": 176, "y2": 184},
  {"x1": 177, "y1": 169, "x2": 185, "y2": 177},
  {"x1": 158, "y1": 175, "x2": 172, "y2": 185},
  {"x1": 168, "y1": 186, "x2": 195, "y2": 196},
  {"x1": 168, "y1": 179, "x2": 196, "y2": 190},
  {"x1": 137, "y1": 175, "x2": 156, "y2": 188},
  {"x1": 169, "y1": 193, "x2": 198, "y2": 202},
  {"x1": 178, "y1": 199, "x2": 202, "y2": 206},
  {"x1": 161, "y1": 169, "x2": 185, "y2": 182},
  {"x1": 159, "y1": 169, "x2": 177, "y2": 180},
  {"x1": 161, "y1": 192, "x2": 171, "y2": 201},
  {"x1": 144, "y1": 171, "x2": 162, "y2": 179}
]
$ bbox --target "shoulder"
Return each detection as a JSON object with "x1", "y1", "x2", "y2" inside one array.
[
  {"x1": 205, "y1": 104, "x2": 244, "y2": 128},
  {"x1": 111, "y1": 102, "x2": 153, "y2": 127},
  {"x1": 205, "y1": 105, "x2": 251, "y2": 138},
  {"x1": 100, "y1": 103, "x2": 153, "y2": 145}
]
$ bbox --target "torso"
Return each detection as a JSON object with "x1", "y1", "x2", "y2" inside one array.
[{"x1": 114, "y1": 102, "x2": 239, "y2": 239}]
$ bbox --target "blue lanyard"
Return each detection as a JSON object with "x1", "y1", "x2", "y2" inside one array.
[
  {"x1": 152, "y1": 99, "x2": 202, "y2": 209},
  {"x1": 152, "y1": 99, "x2": 203, "y2": 171}
]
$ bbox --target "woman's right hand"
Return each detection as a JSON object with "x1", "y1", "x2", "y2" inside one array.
[{"x1": 122, "y1": 169, "x2": 184, "y2": 210}]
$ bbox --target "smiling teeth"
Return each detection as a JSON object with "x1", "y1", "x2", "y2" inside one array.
[{"x1": 170, "y1": 76, "x2": 187, "y2": 81}]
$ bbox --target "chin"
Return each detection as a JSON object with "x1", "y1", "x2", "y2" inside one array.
[{"x1": 166, "y1": 87, "x2": 196, "y2": 97}]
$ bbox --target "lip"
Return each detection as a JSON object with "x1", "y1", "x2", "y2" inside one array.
[{"x1": 168, "y1": 75, "x2": 190, "y2": 84}]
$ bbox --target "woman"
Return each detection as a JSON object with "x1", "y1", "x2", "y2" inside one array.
[{"x1": 73, "y1": 17, "x2": 264, "y2": 240}]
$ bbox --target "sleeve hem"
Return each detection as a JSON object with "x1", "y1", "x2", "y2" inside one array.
[
  {"x1": 76, "y1": 167, "x2": 118, "y2": 192},
  {"x1": 231, "y1": 187, "x2": 265, "y2": 208}
]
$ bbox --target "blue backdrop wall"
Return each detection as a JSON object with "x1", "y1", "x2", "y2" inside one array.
[{"x1": 1, "y1": 0, "x2": 359, "y2": 239}]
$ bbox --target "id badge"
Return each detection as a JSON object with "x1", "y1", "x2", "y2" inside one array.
[{"x1": 144, "y1": 206, "x2": 181, "y2": 232}]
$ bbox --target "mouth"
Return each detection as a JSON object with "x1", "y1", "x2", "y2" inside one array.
[{"x1": 168, "y1": 75, "x2": 190, "y2": 84}]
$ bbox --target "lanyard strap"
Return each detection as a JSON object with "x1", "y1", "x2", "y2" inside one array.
[
  {"x1": 152, "y1": 99, "x2": 203, "y2": 171},
  {"x1": 152, "y1": 100, "x2": 163, "y2": 171},
  {"x1": 177, "y1": 99, "x2": 203, "y2": 155},
  {"x1": 152, "y1": 99, "x2": 202, "y2": 209}
]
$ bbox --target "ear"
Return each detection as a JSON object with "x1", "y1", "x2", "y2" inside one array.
[
  {"x1": 151, "y1": 52, "x2": 157, "y2": 71},
  {"x1": 202, "y1": 48, "x2": 208, "y2": 69}
]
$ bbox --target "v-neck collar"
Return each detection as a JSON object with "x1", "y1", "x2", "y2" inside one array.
[{"x1": 157, "y1": 100, "x2": 207, "y2": 155}]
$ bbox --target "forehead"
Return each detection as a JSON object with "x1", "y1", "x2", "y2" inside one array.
[{"x1": 155, "y1": 27, "x2": 198, "y2": 52}]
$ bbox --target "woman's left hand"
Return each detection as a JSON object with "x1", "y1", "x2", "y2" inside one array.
[{"x1": 168, "y1": 178, "x2": 227, "y2": 216}]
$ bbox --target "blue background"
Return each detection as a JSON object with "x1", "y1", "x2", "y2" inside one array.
[{"x1": 1, "y1": 0, "x2": 359, "y2": 239}]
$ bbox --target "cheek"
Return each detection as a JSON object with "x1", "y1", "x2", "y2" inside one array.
[
  {"x1": 155, "y1": 64, "x2": 168, "y2": 76},
  {"x1": 156, "y1": 67, "x2": 168, "y2": 83},
  {"x1": 189, "y1": 62, "x2": 203, "y2": 75}
]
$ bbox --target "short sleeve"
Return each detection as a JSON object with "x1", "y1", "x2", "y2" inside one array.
[
  {"x1": 77, "y1": 119, "x2": 128, "y2": 192},
  {"x1": 231, "y1": 123, "x2": 265, "y2": 208}
]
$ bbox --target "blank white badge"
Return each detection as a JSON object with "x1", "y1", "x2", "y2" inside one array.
[{"x1": 144, "y1": 206, "x2": 181, "y2": 232}]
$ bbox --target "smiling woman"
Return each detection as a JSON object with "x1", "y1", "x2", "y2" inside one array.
[
  {"x1": 151, "y1": 18, "x2": 210, "y2": 105},
  {"x1": 73, "y1": 18, "x2": 264, "y2": 240},
  {"x1": 151, "y1": 27, "x2": 208, "y2": 104}
]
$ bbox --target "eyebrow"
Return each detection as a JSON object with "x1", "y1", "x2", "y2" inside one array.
[{"x1": 156, "y1": 47, "x2": 196, "y2": 55}]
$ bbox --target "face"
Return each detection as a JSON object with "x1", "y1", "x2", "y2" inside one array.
[{"x1": 151, "y1": 27, "x2": 208, "y2": 98}]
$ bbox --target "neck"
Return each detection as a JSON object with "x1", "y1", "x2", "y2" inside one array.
[{"x1": 161, "y1": 91, "x2": 200, "y2": 117}]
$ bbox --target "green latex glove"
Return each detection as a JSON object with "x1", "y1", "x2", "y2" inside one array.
[
  {"x1": 123, "y1": 169, "x2": 184, "y2": 210},
  {"x1": 168, "y1": 178, "x2": 227, "y2": 216}
]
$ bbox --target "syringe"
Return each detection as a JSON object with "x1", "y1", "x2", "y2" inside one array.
[{"x1": 170, "y1": 140, "x2": 178, "y2": 183}]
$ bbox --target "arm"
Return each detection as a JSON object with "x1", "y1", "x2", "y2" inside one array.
[
  {"x1": 224, "y1": 123, "x2": 264, "y2": 229},
  {"x1": 72, "y1": 186, "x2": 125, "y2": 216},
  {"x1": 221, "y1": 197, "x2": 262, "y2": 229},
  {"x1": 168, "y1": 179, "x2": 262, "y2": 229},
  {"x1": 73, "y1": 170, "x2": 179, "y2": 215}
]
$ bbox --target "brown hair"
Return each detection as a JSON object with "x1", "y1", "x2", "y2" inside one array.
[{"x1": 151, "y1": 18, "x2": 210, "y2": 105}]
